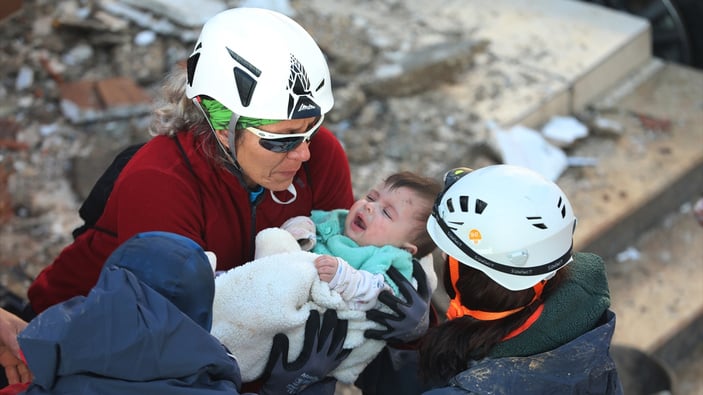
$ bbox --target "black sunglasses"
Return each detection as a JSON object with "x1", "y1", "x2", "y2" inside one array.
[{"x1": 244, "y1": 115, "x2": 324, "y2": 153}]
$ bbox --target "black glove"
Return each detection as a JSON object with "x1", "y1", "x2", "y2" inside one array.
[
  {"x1": 260, "y1": 309, "x2": 351, "y2": 395},
  {"x1": 365, "y1": 259, "x2": 431, "y2": 344}
]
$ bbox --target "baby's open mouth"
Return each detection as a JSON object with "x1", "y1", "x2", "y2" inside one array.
[{"x1": 354, "y1": 215, "x2": 366, "y2": 230}]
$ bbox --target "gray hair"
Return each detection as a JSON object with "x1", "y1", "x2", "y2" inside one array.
[
  {"x1": 148, "y1": 68, "x2": 228, "y2": 164},
  {"x1": 149, "y1": 67, "x2": 211, "y2": 138}
]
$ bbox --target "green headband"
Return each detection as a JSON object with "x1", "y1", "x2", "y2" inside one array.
[
  {"x1": 237, "y1": 116, "x2": 279, "y2": 130},
  {"x1": 199, "y1": 98, "x2": 279, "y2": 131}
]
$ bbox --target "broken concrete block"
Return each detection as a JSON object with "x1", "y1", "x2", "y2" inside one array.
[
  {"x1": 541, "y1": 115, "x2": 589, "y2": 147},
  {"x1": 59, "y1": 77, "x2": 152, "y2": 124},
  {"x1": 491, "y1": 123, "x2": 567, "y2": 182},
  {"x1": 0, "y1": 0, "x2": 22, "y2": 23},
  {"x1": 118, "y1": 0, "x2": 227, "y2": 28},
  {"x1": 362, "y1": 39, "x2": 489, "y2": 97}
]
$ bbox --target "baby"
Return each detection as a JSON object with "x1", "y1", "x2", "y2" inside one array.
[{"x1": 282, "y1": 171, "x2": 442, "y2": 310}]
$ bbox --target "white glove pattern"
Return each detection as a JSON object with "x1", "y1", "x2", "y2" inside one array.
[{"x1": 280, "y1": 216, "x2": 317, "y2": 251}]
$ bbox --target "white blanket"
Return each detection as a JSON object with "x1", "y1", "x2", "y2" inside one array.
[{"x1": 211, "y1": 228, "x2": 385, "y2": 383}]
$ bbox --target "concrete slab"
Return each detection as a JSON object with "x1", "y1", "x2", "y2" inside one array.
[
  {"x1": 406, "y1": 0, "x2": 650, "y2": 127},
  {"x1": 606, "y1": 196, "x2": 703, "y2": 395},
  {"x1": 607, "y1": 198, "x2": 703, "y2": 352},
  {"x1": 571, "y1": 27, "x2": 651, "y2": 112},
  {"x1": 560, "y1": 60, "x2": 703, "y2": 393},
  {"x1": 447, "y1": 0, "x2": 651, "y2": 127},
  {"x1": 435, "y1": 0, "x2": 651, "y2": 119},
  {"x1": 559, "y1": 61, "x2": 703, "y2": 257},
  {"x1": 441, "y1": 59, "x2": 572, "y2": 129}
]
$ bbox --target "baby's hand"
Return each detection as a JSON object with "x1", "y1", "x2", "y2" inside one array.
[{"x1": 314, "y1": 255, "x2": 339, "y2": 283}]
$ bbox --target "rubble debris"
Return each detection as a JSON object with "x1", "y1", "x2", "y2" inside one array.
[
  {"x1": 0, "y1": 118, "x2": 28, "y2": 151},
  {"x1": 541, "y1": 115, "x2": 588, "y2": 147},
  {"x1": 616, "y1": 246, "x2": 641, "y2": 263},
  {"x1": 240, "y1": 0, "x2": 296, "y2": 17},
  {"x1": 590, "y1": 115, "x2": 624, "y2": 137},
  {"x1": 566, "y1": 156, "x2": 598, "y2": 167},
  {"x1": 694, "y1": 197, "x2": 703, "y2": 226},
  {"x1": 98, "y1": 0, "x2": 201, "y2": 41},
  {"x1": 361, "y1": 39, "x2": 489, "y2": 97},
  {"x1": 0, "y1": 0, "x2": 22, "y2": 23},
  {"x1": 631, "y1": 111, "x2": 672, "y2": 133},
  {"x1": 58, "y1": 77, "x2": 152, "y2": 124},
  {"x1": 14, "y1": 66, "x2": 34, "y2": 91},
  {"x1": 489, "y1": 122, "x2": 567, "y2": 181},
  {"x1": 0, "y1": 159, "x2": 14, "y2": 225},
  {"x1": 116, "y1": 0, "x2": 227, "y2": 28}
]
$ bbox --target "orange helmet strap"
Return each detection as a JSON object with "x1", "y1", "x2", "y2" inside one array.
[{"x1": 446, "y1": 256, "x2": 545, "y2": 321}]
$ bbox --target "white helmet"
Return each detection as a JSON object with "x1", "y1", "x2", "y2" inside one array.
[
  {"x1": 185, "y1": 7, "x2": 333, "y2": 120},
  {"x1": 427, "y1": 165, "x2": 577, "y2": 291}
]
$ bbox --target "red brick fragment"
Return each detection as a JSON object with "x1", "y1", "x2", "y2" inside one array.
[
  {"x1": 0, "y1": 159, "x2": 14, "y2": 224},
  {"x1": 632, "y1": 111, "x2": 672, "y2": 133},
  {"x1": 0, "y1": 118, "x2": 21, "y2": 140},
  {"x1": 96, "y1": 77, "x2": 152, "y2": 108},
  {"x1": 59, "y1": 80, "x2": 102, "y2": 111},
  {"x1": 0, "y1": 0, "x2": 22, "y2": 23},
  {"x1": 58, "y1": 77, "x2": 152, "y2": 123}
]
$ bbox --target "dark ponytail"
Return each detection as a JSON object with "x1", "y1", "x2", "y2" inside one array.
[{"x1": 419, "y1": 259, "x2": 566, "y2": 383}]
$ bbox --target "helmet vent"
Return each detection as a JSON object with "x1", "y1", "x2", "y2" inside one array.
[
  {"x1": 475, "y1": 199, "x2": 487, "y2": 214},
  {"x1": 527, "y1": 216, "x2": 548, "y2": 229},
  {"x1": 459, "y1": 196, "x2": 469, "y2": 211},
  {"x1": 226, "y1": 48, "x2": 261, "y2": 77},
  {"x1": 557, "y1": 196, "x2": 567, "y2": 218},
  {"x1": 233, "y1": 69, "x2": 256, "y2": 107},
  {"x1": 446, "y1": 196, "x2": 469, "y2": 212},
  {"x1": 447, "y1": 221, "x2": 463, "y2": 231},
  {"x1": 315, "y1": 79, "x2": 326, "y2": 93},
  {"x1": 186, "y1": 53, "x2": 200, "y2": 87},
  {"x1": 446, "y1": 196, "x2": 487, "y2": 214},
  {"x1": 226, "y1": 48, "x2": 261, "y2": 108}
]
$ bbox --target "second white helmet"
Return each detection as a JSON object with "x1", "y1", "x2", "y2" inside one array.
[
  {"x1": 185, "y1": 7, "x2": 333, "y2": 120},
  {"x1": 427, "y1": 165, "x2": 577, "y2": 291}
]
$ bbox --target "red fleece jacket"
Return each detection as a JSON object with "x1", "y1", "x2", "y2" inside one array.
[{"x1": 28, "y1": 127, "x2": 354, "y2": 313}]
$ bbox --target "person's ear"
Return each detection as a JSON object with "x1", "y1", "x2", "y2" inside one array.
[
  {"x1": 401, "y1": 242, "x2": 418, "y2": 256},
  {"x1": 214, "y1": 129, "x2": 229, "y2": 148}
]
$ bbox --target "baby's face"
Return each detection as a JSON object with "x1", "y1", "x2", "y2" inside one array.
[{"x1": 344, "y1": 183, "x2": 424, "y2": 249}]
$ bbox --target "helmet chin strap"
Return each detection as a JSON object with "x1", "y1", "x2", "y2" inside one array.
[
  {"x1": 270, "y1": 184, "x2": 297, "y2": 204},
  {"x1": 226, "y1": 113, "x2": 241, "y2": 170},
  {"x1": 194, "y1": 97, "x2": 243, "y2": 171}
]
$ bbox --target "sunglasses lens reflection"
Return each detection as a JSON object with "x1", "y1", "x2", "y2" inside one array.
[
  {"x1": 259, "y1": 129, "x2": 319, "y2": 153},
  {"x1": 260, "y1": 136, "x2": 304, "y2": 152}
]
